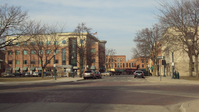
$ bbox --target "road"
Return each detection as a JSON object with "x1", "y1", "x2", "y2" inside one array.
[{"x1": 0, "y1": 75, "x2": 199, "y2": 112}]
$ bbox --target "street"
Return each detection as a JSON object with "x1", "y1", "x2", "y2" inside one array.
[{"x1": 0, "y1": 75, "x2": 199, "y2": 112}]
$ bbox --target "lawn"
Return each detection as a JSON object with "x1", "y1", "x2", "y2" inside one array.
[
  {"x1": 0, "y1": 77, "x2": 62, "y2": 82},
  {"x1": 180, "y1": 76, "x2": 199, "y2": 81}
]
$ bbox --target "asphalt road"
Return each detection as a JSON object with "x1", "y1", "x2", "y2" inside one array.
[{"x1": 0, "y1": 75, "x2": 199, "y2": 112}]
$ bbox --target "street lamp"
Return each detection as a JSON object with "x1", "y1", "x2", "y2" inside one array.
[
  {"x1": 172, "y1": 52, "x2": 175, "y2": 79},
  {"x1": 53, "y1": 52, "x2": 56, "y2": 80}
]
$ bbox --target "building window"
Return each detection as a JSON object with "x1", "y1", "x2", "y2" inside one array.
[
  {"x1": 8, "y1": 60, "x2": 12, "y2": 64},
  {"x1": 31, "y1": 60, "x2": 35, "y2": 64},
  {"x1": 30, "y1": 42, "x2": 35, "y2": 46},
  {"x1": 112, "y1": 63, "x2": 113, "y2": 68},
  {"x1": 23, "y1": 50, "x2": 28, "y2": 55},
  {"x1": 39, "y1": 50, "x2": 43, "y2": 54},
  {"x1": 115, "y1": 58, "x2": 117, "y2": 62},
  {"x1": 8, "y1": 42, "x2": 12, "y2": 46},
  {"x1": 46, "y1": 41, "x2": 51, "y2": 45},
  {"x1": 16, "y1": 50, "x2": 20, "y2": 55},
  {"x1": 142, "y1": 64, "x2": 144, "y2": 68},
  {"x1": 16, "y1": 60, "x2": 20, "y2": 64},
  {"x1": 123, "y1": 58, "x2": 125, "y2": 62},
  {"x1": 120, "y1": 58, "x2": 122, "y2": 62},
  {"x1": 31, "y1": 50, "x2": 35, "y2": 54},
  {"x1": 126, "y1": 63, "x2": 128, "y2": 67},
  {"x1": 123, "y1": 63, "x2": 125, "y2": 67},
  {"x1": 46, "y1": 50, "x2": 51, "y2": 54},
  {"x1": 91, "y1": 59, "x2": 95, "y2": 63},
  {"x1": 23, "y1": 42, "x2": 28, "y2": 45},
  {"x1": 47, "y1": 60, "x2": 50, "y2": 64},
  {"x1": 39, "y1": 41, "x2": 43, "y2": 46},
  {"x1": 106, "y1": 59, "x2": 108, "y2": 62},
  {"x1": 62, "y1": 49, "x2": 66, "y2": 65},
  {"x1": 8, "y1": 51, "x2": 12, "y2": 55},
  {"x1": 118, "y1": 58, "x2": 119, "y2": 62},
  {"x1": 62, "y1": 40, "x2": 66, "y2": 44},
  {"x1": 118, "y1": 63, "x2": 119, "y2": 67},
  {"x1": 120, "y1": 63, "x2": 122, "y2": 67},
  {"x1": 129, "y1": 63, "x2": 131, "y2": 67},
  {"x1": 55, "y1": 49, "x2": 59, "y2": 54},
  {"x1": 112, "y1": 58, "x2": 113, "y2": 62},
  {"x1": 146, "y1": 60, "x2": 148, "y2": 63},
  {"x1": 115, "y1": 63, "x2": 117, "y2": 67},
  {"x1": 54, "y1": 41, "x2": 59, "y2": 45},
  {"x1": 23, "y1": 60, "x2": 27, "y2": 64},
  {"x1": 142, "y1": 59, "x2": 144, "y2": 63},
  {"x1": 16, "y1": 42, "x2": 20, "y2": 46},
  {"x1": 54, "y1": 60, "x2": 58, "y2": 64},
  {"x1": 39, "y1": 60, "x2": 41, "y2": 64},
  {"x1": 91, "y1": 49, "x2": 95, "y2": 53}
]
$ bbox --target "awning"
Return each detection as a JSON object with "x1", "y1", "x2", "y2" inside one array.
[
  {"x1": 15, "y1": 67, "x2": 20, "y2": 70},
  {"x1": 22, "y1": 67, "x2": 27, "y2": 70},
  {"x1": 30, "y1": 67, "x2": 35, "y2": 70},
  {"x1": 90, "y1": 66, "x2": 95, "y2": 70},
  {"x1": 38, "y1": 67, "x2": 42, "y2": 70},
  {"x1": 7, "y1": 67, "x2": 12, "y2": 70}
]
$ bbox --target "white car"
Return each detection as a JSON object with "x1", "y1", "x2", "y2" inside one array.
[{"x1": 32, "y1": 72, "x2": 40, "y2": 77}]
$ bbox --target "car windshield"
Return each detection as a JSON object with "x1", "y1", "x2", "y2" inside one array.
[{"x1": 85, "y1": 71, "x2": 91, "y2": 73}]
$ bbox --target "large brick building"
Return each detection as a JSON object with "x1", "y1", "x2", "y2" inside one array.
[{"x1": 5, "y1": 32, "x2": 106, "y2": 76}]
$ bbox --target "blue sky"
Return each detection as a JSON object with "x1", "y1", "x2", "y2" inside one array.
[{"x1": 1, "y1": 0, "x2": 171, "y2": 60}]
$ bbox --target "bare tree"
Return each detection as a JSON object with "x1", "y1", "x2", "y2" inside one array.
[
  {"x1": 0, "y1": 4, "x2": 31, "y2": 49},
  {"x1": 133, "y1": 24, "x2": 162, "y2": 76},
  {"x1": 105, "y1": 48, "x2": 116, "y2": 72},
  {"x1": 157, "y1": 0, "x2": 199, "y2": 77},
  {"x1": 74, "y1": 23, "x2": 92, "y2": 76},
  {"x1": 22, "y1": 23, "x2": 65, "y2": 78}
]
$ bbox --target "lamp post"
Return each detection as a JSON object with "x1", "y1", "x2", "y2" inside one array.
[
  {"x1": 53, "y1": 52, "x2": 56, "y2": 80},
  {"x1": 172, "y1": 52, "x2": 175, "y2": 79}
]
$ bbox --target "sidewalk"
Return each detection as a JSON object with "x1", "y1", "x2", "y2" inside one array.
[
  {"x1": 0, "y1": 77, "x2": 84, "y2": 85},
  {"x1": 145, "y1": 76, "x2": 199, "y2": 85},
  {"x1": 145, "y1": 76, "x2": 199, "y2": 112}
]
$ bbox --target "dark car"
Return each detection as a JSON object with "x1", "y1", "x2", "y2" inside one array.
[
  {"x1": 14, "y1": 72, "x2": 23, "y2": 77},
  {"x1": 95, "y1": 71, "x2": 102, "y2": 79},
  {"x1": 134, "y1": 70, "x2": 144, "y2": 78}
]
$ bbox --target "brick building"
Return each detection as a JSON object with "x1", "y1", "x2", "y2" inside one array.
[
  {"x1": 106, "y1": 55, "x2": 150, "y2": 74},
  {"x1": 5, "y1": 32, "x2": 106, "y2": 76}
]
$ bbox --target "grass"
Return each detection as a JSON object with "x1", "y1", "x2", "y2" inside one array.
[
  {"x1": 0, "y1": 77, "x2": 64, "y2": 82},
  {"x1": 180, "y1": 76, "x2": 199, "y2": 81}
]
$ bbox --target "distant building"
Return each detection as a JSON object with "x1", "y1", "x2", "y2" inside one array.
[{"x1": 106, "y1": 55, "x2": 150, "y2": 74}]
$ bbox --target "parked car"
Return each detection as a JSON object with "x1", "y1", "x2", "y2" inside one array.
[
  {"x1": 134, "y1": 70, "x2": 145, "y2": 78},
  {"x1": 14, "y1": 72, "x2": 23, "y2": 77},
  {"x1": 101, "y1": 72, "x2": 111, "y2": 76},
  {"x1": 38, "y1": 72, "x2": 51, "y2": 77},
  {"x1": 1, "y1": 72, "x2": 14, "y2": 77},
  {"x1": 95, "y1": 71, "x2": 102, "y2": 79},
  {"x1": 33, "y1": 72, "x2": 41, "y2": 77},
  {"x1": 83, "y1": 70, "x2": 96, "y2": 79},
  {"x1": 23, "y1": 72, "x2": 31, "y2": 77}
]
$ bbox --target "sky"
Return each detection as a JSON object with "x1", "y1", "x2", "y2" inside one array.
[{"x1": 0, "y1": 0, "x2": 172, "y2": 60}]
